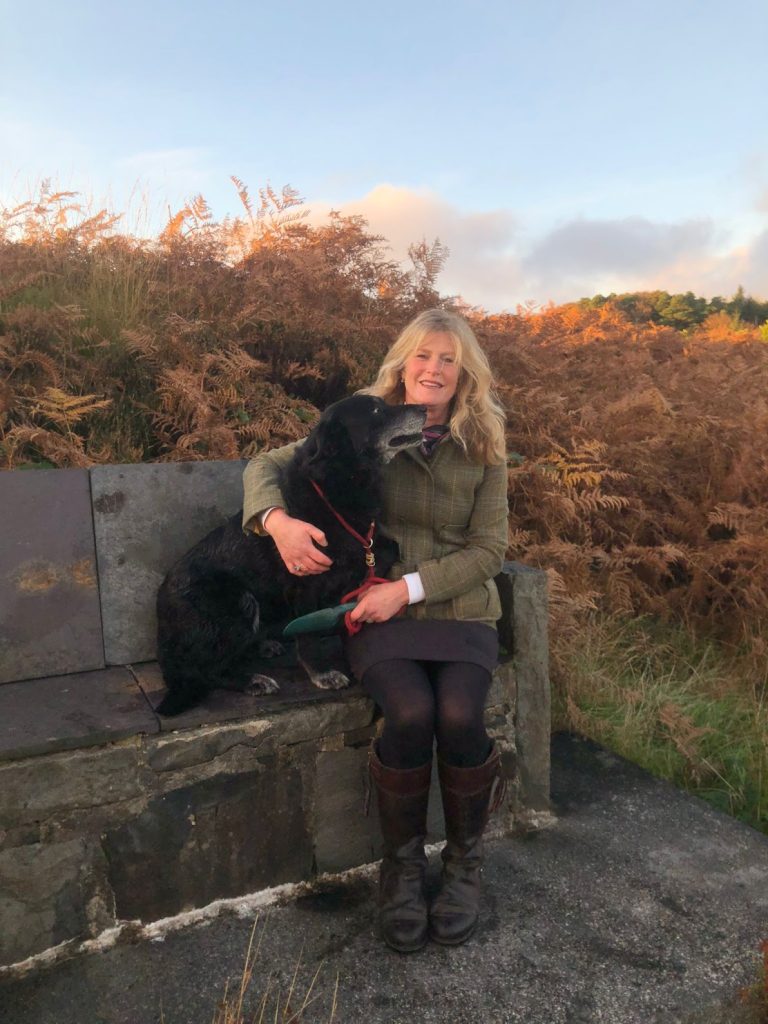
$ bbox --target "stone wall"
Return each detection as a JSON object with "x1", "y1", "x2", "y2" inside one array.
[
  {"x1": 0, "y1": 662, "x2": 519, "y2": 966},
  {"x1": 0, "y1": 462, "x2": 550, "y2": 967}
]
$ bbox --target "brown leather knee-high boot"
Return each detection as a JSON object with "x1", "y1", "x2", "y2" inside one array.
[
  {"x1": 428, "y1": 742, "x2": 506, "y2": 946},
  {"x1": 368, "y1": 742, "x2": 432, "y2": 953}
]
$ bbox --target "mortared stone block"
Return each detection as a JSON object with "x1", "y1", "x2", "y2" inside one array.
[{"x1": 102, "y1": 761, "x2": 314, "y2": 920}]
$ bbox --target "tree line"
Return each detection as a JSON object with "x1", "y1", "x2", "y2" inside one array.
[{"x1": 580, "y1": 287, "x2": 768, "y2": 331}]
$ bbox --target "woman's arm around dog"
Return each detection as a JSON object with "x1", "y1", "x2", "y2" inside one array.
[{"x1": 242, "y1": 441, "x2": 333, "y2": 575}]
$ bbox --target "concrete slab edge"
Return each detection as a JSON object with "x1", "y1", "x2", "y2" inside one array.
[
  {"x1": 0, "y1": 843, "x2": 434, "y2": 983},
  {"x1": 0, "y1": 808, "x2": 559, "y2": 985}
]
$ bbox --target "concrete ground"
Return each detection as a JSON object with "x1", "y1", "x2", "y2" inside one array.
[{"x1": 1, "y1": 733, "x2": 766, "y2": 1024}]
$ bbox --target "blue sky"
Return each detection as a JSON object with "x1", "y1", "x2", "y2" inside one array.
[{"x1": 2, "y1": 0, "x2": 767, "y2": 310}]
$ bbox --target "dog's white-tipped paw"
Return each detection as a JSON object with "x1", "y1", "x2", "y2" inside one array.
[
  {"x1": 310, "y1": 670, "x2": 352, "y2": 690},
  {"x1": 259, "y1": 639, "x2": 286, "y2": 658},
  {"x1": 245, "y1": 674, "x2": 280, "y2": 695}
]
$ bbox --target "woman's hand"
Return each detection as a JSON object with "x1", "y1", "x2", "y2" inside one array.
[
  {"x1": 265, "y1": 509, "x2": 333, "y2": 576},
  {"x1": 349, "y1": 580, "x2": 409, "y2": 624}
]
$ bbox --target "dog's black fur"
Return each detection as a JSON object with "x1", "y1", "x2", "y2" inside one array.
[{"x1": 155, "y1": 395, "x2": 426, "y2": 716}]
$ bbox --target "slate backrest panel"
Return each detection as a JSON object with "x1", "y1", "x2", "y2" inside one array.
[
  {"x1": 0, "y1": 468, "x2": 105, "y2": 684},
  {"x1": 3, "y1": 458, "x2": 528, "y2": 683},
  {"x1": 91, "y1": 460, "x2": 247, "y2": 665}
]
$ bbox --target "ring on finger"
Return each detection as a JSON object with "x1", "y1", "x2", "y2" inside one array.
[{"x1": 293, "y1": 563, "x2": 303, "y2": 573}]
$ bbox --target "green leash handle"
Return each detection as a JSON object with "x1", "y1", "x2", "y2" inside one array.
[{"x1": 282, "y1": 602, "x2": 357, "y2": 637}]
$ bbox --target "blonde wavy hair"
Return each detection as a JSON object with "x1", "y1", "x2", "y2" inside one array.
[{"x1": 360, "y1": 308, "x2": 507, "y2": 465}]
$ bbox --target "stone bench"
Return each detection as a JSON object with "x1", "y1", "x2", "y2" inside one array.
[{"x1": 0, "y1": 461, "x2": 551, "y2": 968}]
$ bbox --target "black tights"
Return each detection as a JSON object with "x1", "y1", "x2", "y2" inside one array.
[{"x1": 361, "y1": 659, "x2": 493, "y2": 770}]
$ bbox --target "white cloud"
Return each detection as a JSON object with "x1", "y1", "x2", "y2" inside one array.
[
  {"x1": 524, "y1": 217, "x2": 715, "y2": 277},
  {"x1": 521, "y1": 216, "x2": 725, "y2": 304},
  {"x1": 661, "y1": 228, "x2": 768, "y2": 300},
  {"x1": 307, "y1": 185, "x2": 768, "y2": 308},
  {"x1": 308, "y1": 184, "x2": 522, "y2": 309}
]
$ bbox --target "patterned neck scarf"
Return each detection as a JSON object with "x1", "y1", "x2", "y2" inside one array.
[{"x1": 420, "y1": 424, "x2": 449, "y2": 458}]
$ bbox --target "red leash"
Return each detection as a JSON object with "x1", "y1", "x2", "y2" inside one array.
[
  {"x1": 340, "y1": 576, "x2": 392, "y2": 635},
  {"x1": 309, "y1": 480, "x2": 387, "y2": 635},
  {"x1": 309, "y1": 479, "x2": 376, "y2": 562}
]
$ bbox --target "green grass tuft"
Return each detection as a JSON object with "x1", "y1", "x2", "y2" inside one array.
[{"x1": 554, "y1": 614, "x2": 768, "y2": 834}]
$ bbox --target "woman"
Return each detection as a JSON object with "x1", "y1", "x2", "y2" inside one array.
[{"x1": 242, "y1": 308, "x2": 509, "y2": 951}]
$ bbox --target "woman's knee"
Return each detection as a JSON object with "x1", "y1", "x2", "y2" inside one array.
[
  {"x1": 432, "y1": 666, "x2": 491, "y2": 764},
  {"x1": 362, "y1": 660, "x2": 435, "y2": 745},
  {"x1": 385, "y1": 700, "x2": 434, "y2": 746},
  {"x1": 374, "y1": 679, "x2": 435, "y2": 767},
  {"x1": 436, "y1": 707, "x2": 487, "y2": 750}
]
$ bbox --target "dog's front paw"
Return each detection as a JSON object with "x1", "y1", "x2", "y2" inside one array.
[
  {"x1": 258, "y1": 639, "x2": 286, "y2": 658},
  {"x1": 310, "y1": 670, "x2": 352, "y2": 690},
  {"x1": 245, "y1": 674, "x2": 280, "y2": 695}
]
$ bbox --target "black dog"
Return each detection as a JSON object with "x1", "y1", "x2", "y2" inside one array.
[{"x1": 155, "y1": 395, "x2": 426, "y2": 716}]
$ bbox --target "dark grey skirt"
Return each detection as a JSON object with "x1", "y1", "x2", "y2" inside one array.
[{"x1": 344, "y1": 617, "x2": 499, "y2": 681}]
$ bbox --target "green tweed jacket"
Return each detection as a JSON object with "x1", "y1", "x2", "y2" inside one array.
[{"x1": 242, "y1": 439, "x2": 509, "y2": 629}]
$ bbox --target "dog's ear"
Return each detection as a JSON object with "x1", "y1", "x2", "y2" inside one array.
[
  {"x1": 304, "y1": 417, "x2": 346, "y2": 464},
  {"x1": 302, "y1": 428, "x2": 322, "y2": 464}
]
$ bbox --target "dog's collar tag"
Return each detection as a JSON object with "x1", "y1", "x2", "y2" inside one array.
[{"x1": 363, "y1": 520, "x2": 375, "y2": 569}]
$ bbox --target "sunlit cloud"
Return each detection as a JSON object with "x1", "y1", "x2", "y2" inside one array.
[
  {"x1": 685, "y1": 228, "x2": 768, "y2": 298},
  {"x1": 308, "y1": 183, "x2": 521, "y2": 309},
  {"x1": 307, "y1": 186, "x2": 767, "y2": 309},
  {"x1": 521, "y1": 216, "x2": 724, "y2": 304}
]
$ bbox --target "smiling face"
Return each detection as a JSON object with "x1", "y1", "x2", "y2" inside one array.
[{"x1": 401, "y1": 331, "x2": 460, "y2": 426}]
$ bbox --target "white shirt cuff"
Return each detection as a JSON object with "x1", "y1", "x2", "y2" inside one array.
[
  {"x1": 403, "y1": 572, "x2": 425, "y2": 604},
  {"x1": 260, "y1": 506, "x2": 281, "y2": 530}
]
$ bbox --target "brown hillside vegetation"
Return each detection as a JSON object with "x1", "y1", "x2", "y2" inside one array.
[
  {"x1": 0, "y1": 182, "x2": 446, "y2": 466},
  {"x1": 1, "y1": 184, "x2": 767, "y2": 647},
  {"x1": 480, "y1": 304, "x2": 768, "y2": 643}
]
